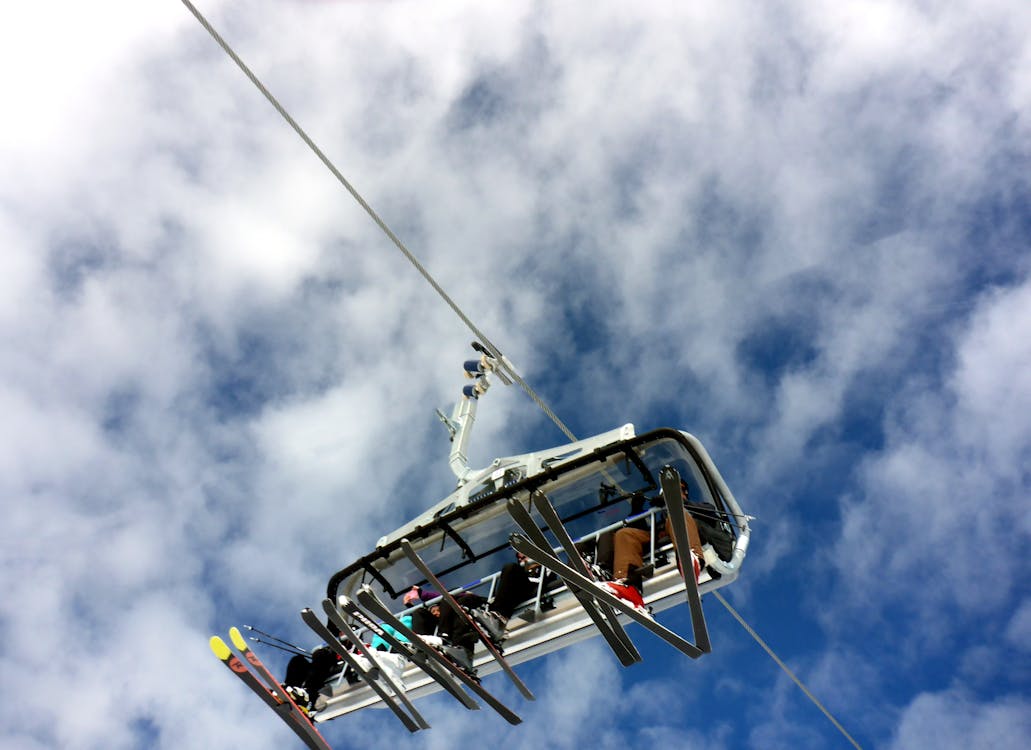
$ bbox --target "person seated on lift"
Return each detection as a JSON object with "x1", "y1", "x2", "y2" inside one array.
[
  {"x1": 400, "y1": 551, "x2": 539, "y2": 662},
  {"x1": 398, "y1": 584, "x2": 492, "y2": 673},
  {"x1": 477, "y1": 550, "x2": 542, "y2": 637},
  {"x1": 611, "y1": 480, "x2": 705, "y2": 599}
]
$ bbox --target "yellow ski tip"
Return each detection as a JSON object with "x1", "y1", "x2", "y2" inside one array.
[
  {"x1": 210, "y1": 635, "x2": 232, "y2": 660},
  {"x1": 229, "y1": 626, "x2": 248, "y2": 651}
]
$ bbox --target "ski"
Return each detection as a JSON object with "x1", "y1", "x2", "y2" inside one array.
[
  {"x1": 227, "y1": 628, "x2": 335, "y2": 746},
  {"x1": 528, "y1": 490, "x2": 645, "y2": 664},
  {"x1": 355, "y1": 586, "x2": 523, "y2": 725},
  {"x1": 659, "y1": 466, "x2": 711, "y2": 653},
  {"x1": 323, "y1": 615, "x2": 378, "y2": 681},
  {"x1": 316, "y1": 602, "x2": 431, "y2": 727},
  {"x1": 510, "y1": 533, "x2": 707, "y2": 659},
  {"x1": 300, "y1": 608, "x2": 428, "y2": 732},
  {"x1": 210, "y1": 635, "x2": 333, "y2": 750},
  {"x1": 400, "y1": 538, "x2": 535, "y2": 700},
  {"x1": 333, "y1": 596, "x2": 480, "y2": 711},
  {"x1": 506, "y1": 497, "x2": 641, "y2": 666}
]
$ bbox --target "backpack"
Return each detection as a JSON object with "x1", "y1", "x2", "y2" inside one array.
[{"x1": 692, "y1": 513, "x2": 735, "y2": 561}]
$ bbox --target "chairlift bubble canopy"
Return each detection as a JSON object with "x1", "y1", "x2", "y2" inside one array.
[{"x1": 316, "y1": 424, "x2": 750, "y2": 720}]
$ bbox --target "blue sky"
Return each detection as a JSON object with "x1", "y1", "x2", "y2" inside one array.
[{"x1": 1, "y1": 1, "x2": 1029, "y2": 749}]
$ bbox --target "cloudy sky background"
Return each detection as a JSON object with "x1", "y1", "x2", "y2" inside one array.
[{"x1": 2, "y1": 1, "x2": 1029, "y2": 748}]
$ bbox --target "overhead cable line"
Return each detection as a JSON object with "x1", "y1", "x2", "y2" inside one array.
[
  {"x1": 713, "y1": 591, "x2": 864, "y2": 750},
  {"x1": 179, "y1": 0, "x2": 576, "y2": 443},
  {"x1": 180, "y1": 3, "x2": 860, "y2": 745}
]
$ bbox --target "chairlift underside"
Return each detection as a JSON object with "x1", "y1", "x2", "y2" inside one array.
[{"x1": 313, "y1": 424, "x2": 750, "y2": 722}]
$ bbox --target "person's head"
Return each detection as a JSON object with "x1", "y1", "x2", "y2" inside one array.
[
  {"x1": 680, "y1": 480, "x2": 689, "y2": 500},
  {"x1": 403, "y1": 585, "x2": 441, "y2": 608}
]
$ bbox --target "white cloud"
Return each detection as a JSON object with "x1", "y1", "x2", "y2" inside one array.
[
  {"x1": 0, "y1": 3, "x2": 188, "y2": 170},
  {"x1": 1, "y1": 2, "x2": 1030, "y2": 749},
  {"x1": 1005, "y1": 600, "x2": 1031, "y2": 652},
  {"x1": 833, "y1": 279, "x2": 1031, "y2": 615},
  {"x1": 889, "y1": 689, "x2": 1031, "y2": 750}
]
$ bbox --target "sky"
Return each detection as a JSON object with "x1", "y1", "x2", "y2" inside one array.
[{"x1": 1, "y1": 1, "x2": 1029, "y2": 748}]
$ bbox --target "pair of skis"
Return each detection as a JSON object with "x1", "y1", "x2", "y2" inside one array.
[
  {"x1": 302, "y1": 536, "x2": 534, "y2": 729},
  {"x1": 335, "y1": 587, "x2": 529, "y2": 725},
  {"x1": 399, "y1": 538, "x2": 535, "y2": 701},
  {"x1": 213, "y1": 579, "x2": 528, "y2": 747},
  {"x1": 508, "y1": 492, "x2": 642, "y2": 666},
  {"x1": 505, "y1": 469, "x2": 710, "y2": 663},
  {"x1": 300, "y1": 544, "x2": 534, "y2": 731},
  {"x1": 210, "y1": 627, "x2": 332, "y2": 750},
  {"x1": 300, "y1": 604, "x2": 428, "y2": 733},
  {"x1": 659, "y1": 466, "x2": 712, "y2": 653}
]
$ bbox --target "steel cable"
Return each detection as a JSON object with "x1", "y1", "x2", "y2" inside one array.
[{"x1": 179, "y1": 0, "x2": 575, "y2": 442}]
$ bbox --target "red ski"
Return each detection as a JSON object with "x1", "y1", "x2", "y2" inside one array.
[{"x1": 210, "y1": 630, "x2": 333, "y2": 750}]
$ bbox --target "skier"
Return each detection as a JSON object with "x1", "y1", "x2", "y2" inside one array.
[
  {"x1": 283, "y1": 640, "x2": 344, "y2": 710},
  {"x1": 608, "y1": 480, "x2": 705, "y2": 607},
  {"x1": 472, "y1": 552, "x2": 538, "y2": 641},
  {"x1": 405, "y1": 586, "x2": 443, "y2": 635}
]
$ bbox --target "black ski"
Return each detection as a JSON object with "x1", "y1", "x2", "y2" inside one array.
[
  {"x1": 355, "y1": 586, "x2": 523, "y2": 725},
  {"x1": 326, "y1": 616, "x2": 379, "y2": 681},
  {"x1": 313, "y1": 601, "x2": 430, "y2": 728},
  {"x1": 300, "y1": 608, "x2": 427, "y2": 732},
  {"x1": 333, "y1": 596, "x2": 480, "y2": 711},
  {"x1": 506, "y1": 497, "x2": 641, "y2": 666},
  {"x1": 510, "y1": 533, "x2": 707, "y2": 659},
  {"x1": 210, "y1": 634, "x2": 333, "y2": 750},
  {"x1": 659, "y1": 466, "x2": 711, "y2": 653},
  {"x1": 315, "y1": 602, "x2": 428, "y2": 726},
  {"x1": 400, "y1": 538, "x2": 535, "y2": 700},
  {"x1": 528, "y1": 491, "x2": 645, "y2": 664}
]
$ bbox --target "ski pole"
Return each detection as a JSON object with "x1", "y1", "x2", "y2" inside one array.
[
  {"x1": 249, "y1": 637, "x2": 310, "y2": 658},
  {"x1": 244, "y1": 625, "x2": 309, "y2": 654}
]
